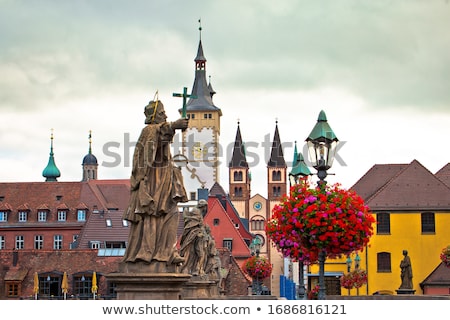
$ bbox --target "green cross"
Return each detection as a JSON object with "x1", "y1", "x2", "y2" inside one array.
[{"x1": 173, "y1": 87, "x2": 196, "y2": 118}]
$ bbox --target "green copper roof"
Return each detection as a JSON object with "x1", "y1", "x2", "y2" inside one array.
[
  {"x1": 290, "y1": 142, "x2": 311, "y2": 177},
  {"x1": 306, "y1": 110, "x2": 338, "y2": 142},
  {"x1": 42, "y1": 130, "x2": 61, "y2": 182}
]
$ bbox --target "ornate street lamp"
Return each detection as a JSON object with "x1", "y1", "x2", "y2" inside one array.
[
  {"x1": 346, "y1": 255, "x2": 352, "y2": 273},
  {"x1": 289, "y1": 141, "x2": 311, "y2": 299},
  {"x1": 305, "y1": 110, "x2": 339, "y2": 300},
  {"x1": 354, "y1": 253, "x2": 361, "y2": 270},
  {"x1": 306, "y1": 110, "x2": 339, "y2": 188}
]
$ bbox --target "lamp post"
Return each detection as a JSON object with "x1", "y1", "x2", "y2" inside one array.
[
  {"x1": 289, "y1": 141, "x2": 311, "y2": 300},
  {"x1": 345, "y1": 253, "x2": 361, "y2": 296},
  {"x1": 305, "y1": 110, "x2": 339, "y2": 300},
  {"x1": 249, "y1": 237, "x2": 263, "y2": 295}
]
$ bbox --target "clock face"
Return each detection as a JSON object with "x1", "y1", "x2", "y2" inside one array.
[
  {"x1": 253, "y1": 201, "x2": 262, "y2": 211},
  {"x1": 191, "y1": 142, "x2": 207, "y2": 160}
]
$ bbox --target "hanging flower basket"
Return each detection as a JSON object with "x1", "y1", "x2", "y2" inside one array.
[
  {"x1": 340, "y1": 269, "x2": 368, "y2": 289},
  {"x1": 242, "y1": 255, "x2": 272, "y2": 279},
  {"x1": 307, "y1": 285, "x2": 320, "y2": 300},
  {"x1": 440, "y1": 245, "x2": 450, "y2": 267},
  {"x1": 266, "y1": 182, "x2": 375, "y2": 261}
]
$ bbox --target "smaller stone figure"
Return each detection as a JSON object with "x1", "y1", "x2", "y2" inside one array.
[
  {"x1": 399, "y1": 249, "x2": 413, "y2": 289},
  {"x1": 204, "y1": 225, "x2": 221, "y2": 282},
  {"x1": 180, "y1": 200, "x2": 208, "y2": 276}
]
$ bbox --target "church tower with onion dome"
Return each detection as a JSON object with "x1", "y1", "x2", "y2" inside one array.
[{"x1": 81, "y1": 131, "x2": 98, "y2": 181}]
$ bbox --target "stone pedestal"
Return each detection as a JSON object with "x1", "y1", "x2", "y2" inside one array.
[
  {"x1": 107, "y1": 272, "x2": 191, "y2": 300},
  {"x1": 106, "y1": 261, "x2": 191, "y2": 300},
  {"x1": 182, "y1": 278, "x2": 220, "y2": 299},
  {"x1": 396, "y1": 289, "x2": 416, "y2": 295}
]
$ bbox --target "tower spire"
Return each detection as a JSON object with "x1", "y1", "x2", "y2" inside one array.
[
  {"x1": 229, "y1": 121, "x2": 248, "y2": 168},
  {"x1": 42, "y1": 129, "x2": 61, "y2": 182},
  {"x1": 82, "y1": 130, "x2": 98, "y2": 181},
  {"x1": 185, "y1": 22, "x2": 221, "y2": 115},
  {"x1": 268, "y1": 120, "x2": 286, "y2": 167},
  {"x1": 88, "y1": 130, "x2": 92, "y2": 154}
]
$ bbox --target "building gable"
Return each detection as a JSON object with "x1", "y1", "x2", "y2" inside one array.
[
  {"x1": 365, "y1": 160, "x2": 450, "y2": 210},
  {"x1": 204, "y1": 198, "x2": 251, "y2": 259}
]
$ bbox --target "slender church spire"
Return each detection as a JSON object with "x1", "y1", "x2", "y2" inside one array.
[
  {"x1": 267, "y1": 120, "x2": 287, "y2": 200},
  {"x1": 268, "y1": 120, "x2": 286, "y2": 167},
  {"x1": 42, "y1": 129, "x2": 61, "y2": 182},
  {"x1": 229, "y1": 121, "x2": 248, "y2": 168}
]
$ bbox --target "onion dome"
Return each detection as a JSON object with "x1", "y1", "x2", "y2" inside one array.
[{"x1": 42, "y1": 129, "x2": 61, "y2": 182}]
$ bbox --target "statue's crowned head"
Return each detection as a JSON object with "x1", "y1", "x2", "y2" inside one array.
[{"x1": 144, "y1": 100, "x2": 166, "y2": 124}]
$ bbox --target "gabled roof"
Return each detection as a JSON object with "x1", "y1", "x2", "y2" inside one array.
[
  {"x1": 435, "y1": 163, "x2": 450, "y2": 188},
  {"x1": 420, "y1": 262, "x2": 450, "y2": 288},
  {"x1": 204, "y1": 197, "x2": 252, "y2": 259},
  {"x1": 209, "y1": 182, "x2": 227, "y2": 197},
  {"x1": 76, "y1": 209, "x2": 129, "y2": 249},
  {"x1": 351, "y1": 163, "x2": 408, "y2": 200},
  {"x1": 353, "y1": 160, "x2": 450, "y2": 211}
]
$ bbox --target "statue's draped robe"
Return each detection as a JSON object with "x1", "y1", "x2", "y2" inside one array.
[
  {"x1": 179, "y1": 209, "x2": 205, "y2": 275},
  {"x1": 399, "y1": 255, "x2": 413, "y2": 289},
  {"x1": 123, "y1": 122, "x2": 187, "y2": 263}
]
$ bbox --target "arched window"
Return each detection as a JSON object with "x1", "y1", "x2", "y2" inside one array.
[{"x1": 272, "y1": 170, "x2": 282, "y2": 181}]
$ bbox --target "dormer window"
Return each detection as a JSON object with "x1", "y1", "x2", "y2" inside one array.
[
  {"x1": 77, "y1": 209, "x2": 86, "y2": 222},
  {"x1": 38, "y1": 210, "x2": 47, "y2": 222},
  {"x1": 0, "y1": 211, "x2": 8, "y2": 222},
  {"x1": 18, "y1": 211, "x2": 27, "y2": 222},
  {"x1": 57, "y1": 210, "x2": 67, "y2": 221}
]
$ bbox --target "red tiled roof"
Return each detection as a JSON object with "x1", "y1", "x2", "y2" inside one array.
[
  {"x1": 354, "y1": 160, "x2": 450, "y2": 211},
  {"x1": 0, "y1": 181, "x2": 84, "y2": 212},
  {"x1": 37, "y1": 203, "x2": 50, "y2": 210},
  {"x1": 17, "y1": 203, "x2": 31, "y2": 211},
  {"x1": 351, "y1": 163, "x2": 407, "y2": 199},
  {"x1": 0, "y1": 202, "x2": 13, "y2": 211},
  {"x1": 420, "y1": 262, "x2": 450, "y2": 286},
  {"x1": 77, "y1": 209, "x2": 130, "y2": 249},
  {"x1": 435, "y1": 163, "x2": 450, "y2": 188},
  {"x1": 56, "y1": 202, "x2": 70, "y2": 210}
]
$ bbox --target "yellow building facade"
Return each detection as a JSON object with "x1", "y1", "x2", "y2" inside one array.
[{"x1": 274, "y1": 159, "x2": 450, "y2": 298}]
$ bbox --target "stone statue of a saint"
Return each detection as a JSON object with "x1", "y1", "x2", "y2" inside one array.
[
  {"x1": 399, "y1": 249, "x2": 413, "y2": 289},
  {"x1": 122, "y1": 99, "x2": 189, "y2": 272}
]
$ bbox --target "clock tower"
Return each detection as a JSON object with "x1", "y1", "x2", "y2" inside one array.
[{"x1": 178, "y1": 27, "x2": 222, "y2": 200}]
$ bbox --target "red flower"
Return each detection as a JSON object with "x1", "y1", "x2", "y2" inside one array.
[
  {"x1": 242, "y1": 255, "x2": 273, "y2": 279},
  {"x1": 440, "y1": 245, "x2": 450, "y2": 267},
  {"x1": 266, "y1": 182, "x2": 375, "y2": 262},
  {"x1": 340, "y1": 269, "x2": 368, "y2": 289},
  {"x1": 307, "y1": 285, "x2": 320, "y2": 300}
]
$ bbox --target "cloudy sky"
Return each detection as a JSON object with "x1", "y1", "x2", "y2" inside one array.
[{"x1": 1, "y1": 0, "x2": 450, "y2": 197}]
